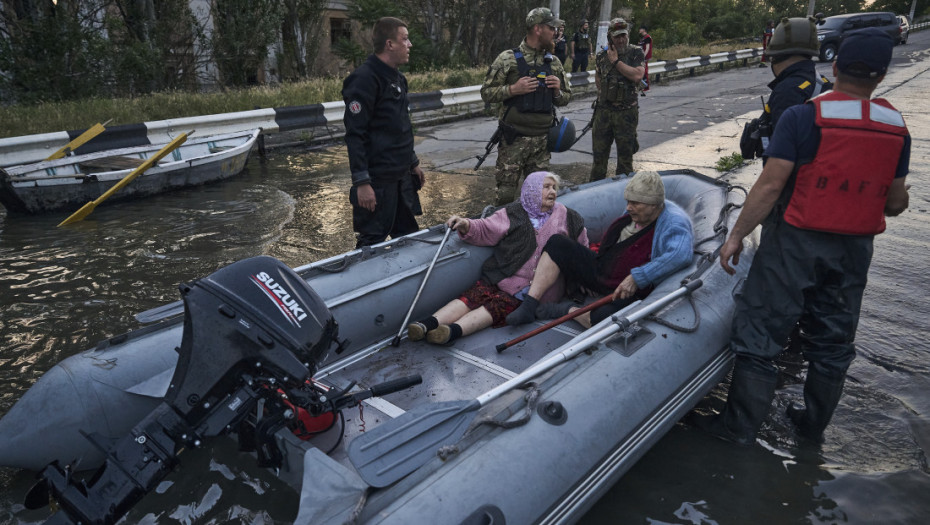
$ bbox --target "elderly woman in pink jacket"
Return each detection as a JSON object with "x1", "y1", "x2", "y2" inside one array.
[{"x1": 408, "y1": 171, "x2": 589, "y2": 345}]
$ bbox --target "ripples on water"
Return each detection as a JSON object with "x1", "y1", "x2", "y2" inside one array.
[{"x1": 1, "y1": 145, "x2": 928, "y2": 524}]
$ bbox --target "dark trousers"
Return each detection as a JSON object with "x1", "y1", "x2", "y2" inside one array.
[
  {"x1": 543, "y1": 235, "x2": 636, "y2": 325},
  {"x1": 351, "y1": 176, "x2": 421, "y2": 248},
  {"x1": 731, "y1": 219, "x2": 872, "y2": 381},
  {"x1": 571, "y1": 53, "x2": 589, "y2": 72}
]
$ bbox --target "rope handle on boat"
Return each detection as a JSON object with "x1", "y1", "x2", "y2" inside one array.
[
  {"x1": 472, "y1": 383, "x2": 541, "y2": 430},
  {"x1": 645, "y1": 293, "x2": 700, "y2": 333}
]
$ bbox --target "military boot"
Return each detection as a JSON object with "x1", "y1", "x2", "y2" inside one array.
[{"x1": 786, "y1": 367, "x2": 846, "y2": 444}]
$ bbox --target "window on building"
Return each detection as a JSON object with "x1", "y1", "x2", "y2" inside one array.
[{"x1": 331, "y1": 18, "x2": 352, "y2": 45}]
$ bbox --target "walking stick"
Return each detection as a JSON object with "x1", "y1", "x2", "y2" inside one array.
[
  {"x1": 391, "y1": 226, "x2": 453, "y2": 346},
  {"x1": 496, "y1": 294, "x2": 615, "y2": 352}
]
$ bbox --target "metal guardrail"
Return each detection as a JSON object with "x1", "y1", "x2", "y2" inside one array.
[{"x1": 1, "y1": 46, "x2": 766, "y2": 167}]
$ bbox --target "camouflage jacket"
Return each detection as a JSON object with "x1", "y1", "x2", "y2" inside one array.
[
  {"x1": 595, "y1": 45, "x2": 645, "y2": 110},
  {"x1": 481, "y1": 40, "x2": 572, "y2": 136}
]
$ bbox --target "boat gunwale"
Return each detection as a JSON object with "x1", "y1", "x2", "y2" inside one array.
[{"x1": 3, "y1": 128, "x2": 261, "y2": 178}]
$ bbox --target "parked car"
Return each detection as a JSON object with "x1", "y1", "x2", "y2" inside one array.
[
  {"x1": 898, "y1": 15, "x2": 910, "y2": 45},
  {"x1": 816, "y1": 12, "x2": 902, "y2": 61}
]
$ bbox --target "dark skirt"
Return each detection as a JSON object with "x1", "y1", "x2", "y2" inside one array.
[{"x1": 459, "y1": 279, "x2": 522, "y2": 327}]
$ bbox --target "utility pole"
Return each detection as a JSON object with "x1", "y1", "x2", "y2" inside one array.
[
  {"x1": 807, "y1": 0, "x2": 816, "y2": 18},
  {"x1": 909, "y1": 0, "x2": 917, "y2": 21},
  {"x1": 550, "y1": 0, "x2": 561, "y2": 19},
  {"x1": 596, "y1": 0, "x2": 612, "y2": 51}
]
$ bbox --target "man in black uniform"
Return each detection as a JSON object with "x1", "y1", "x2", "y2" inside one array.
[
  {"x1": 741, "y1": 16, "x2": 833, "y2": 160},
  {"x1": 571, "y1": 19, "x2": 593, "y2": 73},
  {"x1": 342, "y1": 17, "x2": 425, "y2": 248}
]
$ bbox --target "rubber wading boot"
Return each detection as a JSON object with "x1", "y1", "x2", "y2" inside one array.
[
  {"x1": 786, "y1": 368, "x2": 846, "y2": 444},
  {"x1": 698, "y1": 368, "x2": 778, "y2": 446}
]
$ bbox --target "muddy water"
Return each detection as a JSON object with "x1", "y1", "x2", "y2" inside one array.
[{"x1": 1, "y1": 140, "x2": 928, "y2": 523}]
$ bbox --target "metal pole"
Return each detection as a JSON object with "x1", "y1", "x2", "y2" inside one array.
[
  {"x1": 550, "y1": 0, "x2": 561, "y2": 19},
  {"x1": 596, "y1": 0, "x2": 613, "y2": 51},
  {"x1": 391, "y1": 227, "x2": 452, "y2": 346},
  {"x1": 807, "y1": 0, "x2": 816, "y2": 18}
]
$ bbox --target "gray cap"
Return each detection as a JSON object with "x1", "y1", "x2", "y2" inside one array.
[
  {"x1": 609, "y1": 18, "x2": 630, "y2": 37},
  {"x1": 526, "y1": 7, "x2": 563, "y2": 29},
  {"x1": 624, "y1": 171, "x2": 665, "y2": 205}
]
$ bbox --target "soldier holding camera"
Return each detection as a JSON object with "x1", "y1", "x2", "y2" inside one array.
[{"x1": 481, "y1": 7, "x2": 572, "y2": 205}]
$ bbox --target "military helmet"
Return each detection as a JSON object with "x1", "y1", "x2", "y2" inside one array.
[
  {"x1": 767, "y1": 16, "x2": 820, "y2": 58},
  {"x1": 547, "y1": 117, "x2": 576, "y2": 152}
]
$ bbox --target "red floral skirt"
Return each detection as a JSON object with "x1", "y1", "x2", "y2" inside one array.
[{"x1": 459, "y1": 279, "x2": 522, "y2": 327}]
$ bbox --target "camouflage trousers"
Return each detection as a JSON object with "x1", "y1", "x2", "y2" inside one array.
[
  {"x1": 494, "y1": 134, "x2": 549, "y2": 205},
  {"x1": 590, "y1": 105, "x2": 639, "y2": 182}
]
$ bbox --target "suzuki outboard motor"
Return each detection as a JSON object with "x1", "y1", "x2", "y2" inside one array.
[
  {"x1": 168, "y1": 255, "x2": 336, "y2": 422},
  {"x1": 28, "y1": 256, "x2": 339, "y2": 525}
]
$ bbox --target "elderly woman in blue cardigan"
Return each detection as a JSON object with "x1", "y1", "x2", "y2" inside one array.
[{"x1": 506, "y1": 170, "x2": 694, "y2": 328}]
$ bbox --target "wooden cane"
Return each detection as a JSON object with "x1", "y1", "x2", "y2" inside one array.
[{"x1": 496, "y1": 295, "x2": 616, "y2": 352}]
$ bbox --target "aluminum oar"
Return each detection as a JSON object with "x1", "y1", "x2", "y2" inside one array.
[{"x1": 348, "y1": 279, "x2": 703, "y2": 487}]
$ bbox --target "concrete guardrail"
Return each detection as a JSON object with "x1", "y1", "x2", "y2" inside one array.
[{"x1": 0, "y1": 43, "x2": 836, "y2": 166}]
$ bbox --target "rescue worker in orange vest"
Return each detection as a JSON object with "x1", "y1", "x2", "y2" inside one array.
[{"x1": 698, "y1": 28, "x2": 911, "y2": 446}]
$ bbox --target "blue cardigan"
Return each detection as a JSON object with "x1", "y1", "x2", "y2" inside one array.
[{"x1": 630, "y1": 201, "x2": 694, "y2": 288}]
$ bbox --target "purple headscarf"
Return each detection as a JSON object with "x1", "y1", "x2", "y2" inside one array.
[{"x1": 521, "y1": 171, "x2": 556, "y2": 229}]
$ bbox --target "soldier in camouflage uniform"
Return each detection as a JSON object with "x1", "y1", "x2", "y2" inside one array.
[
  {"x1": 481, "y1": 7, "x2": 572, "y2": 205},
  {"x1": 590, "y1": 18, "x2": 645, "y2": 182}
]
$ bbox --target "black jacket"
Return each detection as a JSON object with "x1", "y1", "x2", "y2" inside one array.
[
  {"x1": 342, "y1": 55, "x2": 419, "y2": 186},
  {"x1": 766, "y1": 60, "x2": 832, "y2": 128}
]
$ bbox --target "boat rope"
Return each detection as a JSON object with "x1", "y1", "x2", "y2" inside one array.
[
  {"x1": 645, "y1": 293, "x2": 700, "y2": 333},
  {"x1": 317, "y1": 255, "x2": 351, "y2": 273},
  {"x1": 473, "y1": 383, "x2": 541, "y2": 430}
]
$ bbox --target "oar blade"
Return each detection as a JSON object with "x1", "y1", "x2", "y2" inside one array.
[
  {"x1": 348, "y1": 400, "x2": 478, "y2": 488},
  {"x1": 57, "y1": 201, "x2": 96, "y2": 227}
]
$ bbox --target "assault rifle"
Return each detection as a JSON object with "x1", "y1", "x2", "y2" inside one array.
[
  {"x1": 474, "y1": 126, "x2": 502, "y2": 170},
  {"x1": 575, "y1": 100, "x2": 597, "y2": 142}
]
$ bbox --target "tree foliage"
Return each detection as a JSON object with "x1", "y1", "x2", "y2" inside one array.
[{"x1": 0, "y1": 0, "x2": 922, "y2": 104}]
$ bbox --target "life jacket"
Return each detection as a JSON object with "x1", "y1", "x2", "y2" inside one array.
[{"x1": 784, "y1": 91, "x2": 907, "y2": 235}]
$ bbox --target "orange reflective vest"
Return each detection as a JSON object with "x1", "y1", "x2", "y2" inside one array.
[{"x1": 784, "y1": 91, "x2": 907, "y2": 235}]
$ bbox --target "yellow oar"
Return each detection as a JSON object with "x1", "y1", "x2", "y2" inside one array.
[
  {"x1": 46, "y1": 119, "x2": 113, "y2": 161},
  {"x1": 58, "y1": 131, "x2": 192, "y2": 227}
]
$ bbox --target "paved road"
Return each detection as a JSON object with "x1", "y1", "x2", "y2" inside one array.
[{"x1": 415, "y1": 30, "x2": 928, "y2": 183}]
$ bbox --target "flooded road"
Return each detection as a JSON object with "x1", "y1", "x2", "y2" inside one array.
[{"x1": 2, "y1": 38, "x2": 929, "y2": 523}]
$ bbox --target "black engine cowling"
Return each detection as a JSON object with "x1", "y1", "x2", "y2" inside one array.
[{"x1": 167, "y1": 255, "x2": 337, "y2": 421}]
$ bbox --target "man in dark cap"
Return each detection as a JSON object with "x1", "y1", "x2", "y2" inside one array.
[{"x1": 698, "y1": 28, "x2": 911, "y2": 446}]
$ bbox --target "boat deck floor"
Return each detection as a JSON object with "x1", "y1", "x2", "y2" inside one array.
[
  {"x1": 318, "y1": 317, "x2": 590, "y2": 464},
  {"x1": 78, "y1": 156, "x2": 146, "y2": 171}
]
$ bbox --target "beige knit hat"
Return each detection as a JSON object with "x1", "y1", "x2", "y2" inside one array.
[{"x1": 623, "y1": 171, "x2": 665, "y2": 205}]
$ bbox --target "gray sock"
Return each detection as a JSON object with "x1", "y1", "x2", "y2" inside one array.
[
  {"x1": 535, "y1": 300, "x2": 575, "y2": 320},
  {"x1": 506, "y1": 295, "x2": 539, "y2": 326}
]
